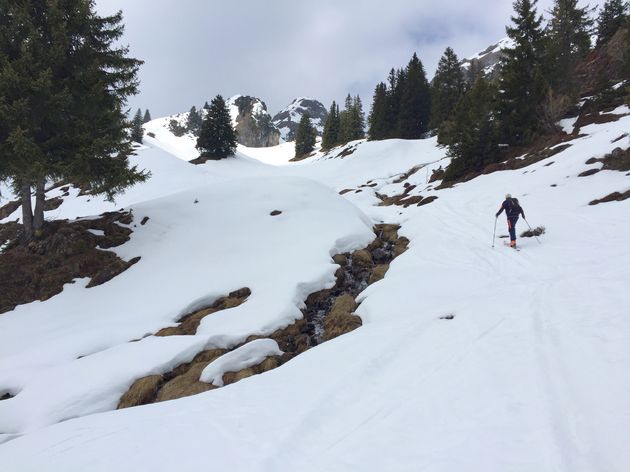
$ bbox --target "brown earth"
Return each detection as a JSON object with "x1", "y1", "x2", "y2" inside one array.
[
  {"x1": 589, "y1": 190, "x2": 630, "y2": 205},
  {"x1": 0, "y1": 211, "x2": 139, "y2": 314},
  {"x1": 154, "y1": 288, "x2": 251, "y2": 336}
]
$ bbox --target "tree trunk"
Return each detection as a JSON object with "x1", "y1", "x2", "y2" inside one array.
[
  {"x1": 32, "y1": 178, "x2": 46, "y2": 235},
  {"x1": 19, "y1": 182, "x2": 34, "y2": 242}
]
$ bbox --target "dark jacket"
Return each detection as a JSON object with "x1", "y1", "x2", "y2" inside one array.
[{"x1": 496, "y1": 198, "x2": 525, "y2": 219}]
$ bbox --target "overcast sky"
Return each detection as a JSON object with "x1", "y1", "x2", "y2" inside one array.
[{"x1": 94, "y1": 0, "x2": 604, "y2": 119}]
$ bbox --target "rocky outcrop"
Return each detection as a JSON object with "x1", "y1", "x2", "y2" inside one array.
[
  {"x1": 272, "y1": 97, "x2": 328, "y2": 141},
  {"x1": 227, "y1": 95, "x2": 280, "y2": 147},
  {"x1": 459, "y1": 37, "x2": 513, "y2": 82}
]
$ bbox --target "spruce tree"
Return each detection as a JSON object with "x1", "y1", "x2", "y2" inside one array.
[
  {"x1": 497, "y1": 0, "x2": 548, "y2": 146},
  {"x1": 196, "y1": 95, "x2": 237, "y2": 159},
  {"x1": 545, "y1": 0, "x2": 593, "y2": 94},
  {"x1": 294, "y1": 114, "x2": 316, "y2": 158},
  {"x1": 350, "y1": 95, "x2": 366, "y2": 140},
  {"x1": 430, "y1": 47, "x2": 466, "y2": 130},
  {"x1": 131, "y1": 108, "x2": 144, "y2": 143},
  {"x1": 397, "y1": 53, "x2": 431, "y2": 139},
  {"x1": 368, "y1": 82, "x2": 389, "y2": 140},
  {"x1": 443, "y1": 78, "x2": 501, "y2": 181},
  {"x1": 143, "y1": 109, "x2": 152, "y2": 123},
  {"x1": 322, "y1": 101, "x2": 341, "y2": 149},
  {"x1": 339, "y1": 94, "x2": 354, "y2": 143},
  {"x1": 596, "y1": 0, "x2": 629, "y2": 45},
  {"x1": 0, "y1": 0, "x2": 146, "y2": 241},
  {"x1": 385, "y1": 68, "x2": 406, "y2": 138},
  {"x1": 186, "y1": 106, "x2": 203, "y2": 135}
]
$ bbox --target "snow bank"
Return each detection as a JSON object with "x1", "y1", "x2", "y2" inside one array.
[{"x1": 200, "y1": 339, "x2": 282, "y2": 386}]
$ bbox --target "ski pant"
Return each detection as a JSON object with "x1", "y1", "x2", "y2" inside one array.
[{"x1": 507, "y1": 216, "x2": 519, "y2": 242}]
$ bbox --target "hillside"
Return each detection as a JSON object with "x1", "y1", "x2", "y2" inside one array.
[{"x1": 0, "y1": 72, "x2": 629, "y2": 470}]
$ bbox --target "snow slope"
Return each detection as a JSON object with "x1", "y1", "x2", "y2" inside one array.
[{"x1": 1, "y1": 107, "x2": 629, "y2": 471}]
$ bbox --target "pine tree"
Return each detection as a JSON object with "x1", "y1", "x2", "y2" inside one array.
[
  {"x1": 131, "y1": 108, "x2": 144, "y2": 143},
  {"x1": 368, "y1": 82, "x2": 389, "y2": 140},
  {"x1": 397, "y1": 53, "x2": 431, "y2": 139},
  {"x1": 196, "y1": 95, "x2": 237, "y2": 159},
  {"x1": 545, "y1": 0, "x2": 594, "y2": 94},
  {"x1": 443, "y1": 78, "x2": 501, "y2": 181},
  {"x1": 497, "y1": 0, "x2": 548, "y2": 146},
  {"x1": 294, "y1": 114, "x2": 316, "y2": 158},
  {"x1": 430, "y1": 47, "x2": 466, "y2": 130},
  {"x1": 322, "y1": 101, "x2": 341, "y2": 149},
  {"x1": 0, "y1": 0, "x2": 146, "y2": 241},
  {"x1": 339, "y1": 94, "x2": 354, "y2": 143},
  {"x1": 596, "y1": 0, "x2": 629, "y2": 45},
  {"x1": 143, "y1": 109, "x2": 152, "y2": 123},
  {"x1": 186, "y1": 106, "x2": 203, "y2": 135},
  {"x1": 385, "y1": 68, "x2": 406, "y2": 138},
  {"x1": 350, "y1": 95, "x2": 366, "y2": 140}
]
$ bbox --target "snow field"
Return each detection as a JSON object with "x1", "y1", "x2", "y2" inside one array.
[{"x1": 0, "y1": 109, "x2": 629, "y2": 471}]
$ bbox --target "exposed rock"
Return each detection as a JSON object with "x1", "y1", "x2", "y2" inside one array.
[
  {"x1": 272, "y1": 97, "x2": 328, "y2": 141},
  {"x1": 270, "y1": 210, "x2": 282, "y2": 216},
  {"x1": 228, "y1": 95, "x2": 280, "y2": 147}
]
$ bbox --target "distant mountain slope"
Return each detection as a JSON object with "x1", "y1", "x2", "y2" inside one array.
[
  {"x1": 272, "y1": 97, "x2": 328, "y2": 142},
  {"x1": 460, "y1": 37, "x2": 513, "y2": 80}
]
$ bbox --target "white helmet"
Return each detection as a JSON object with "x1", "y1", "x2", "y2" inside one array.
[{"x1": 505, "y1": 193, "x2": 511, "y2": 199}]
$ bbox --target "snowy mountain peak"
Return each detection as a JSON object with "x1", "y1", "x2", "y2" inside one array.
[
  {"x1": 272, "y1": 97, "x2": 328, "y2": 142},
  {"x1": 460, "y1": 37, "x2": 514, "y2": 80}
]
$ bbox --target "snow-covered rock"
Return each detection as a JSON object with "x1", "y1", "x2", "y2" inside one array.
[
  {"x1": 272, "y1": 97, "x2": 328, "y2": 142},
  {"x1": 226, "y1": 95, "x2": 281, "y2": 148},
  {"x1": 460, "y1": 37, "x2": 513, "y2": 80}
]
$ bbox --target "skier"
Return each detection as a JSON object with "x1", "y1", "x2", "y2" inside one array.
[{"x1": 496, "y1": 193, "x2": 525, "y2": 248}]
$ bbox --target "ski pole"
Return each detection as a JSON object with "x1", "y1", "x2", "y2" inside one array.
[
  {"x1": 492, "y1": 216, "x2": 497, "y2": 248},
  {"x1": 524, "y1": 218, "x2": 541, "y2": 244}
]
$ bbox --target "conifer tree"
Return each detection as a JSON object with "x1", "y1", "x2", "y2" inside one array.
[
  {"x1": 339, "y1": 94, "x2": 354, "y2": 143},
  {"x1": 430, "y1": 47, "x2": 466, "y2": 130},
  {"x1": 397, "y1": 53, "x2": 431, "y2": 139},
  {"x1": 294, "y1": 114, "x2": 316, "y2": 158},
  {"x1": 186, "y1": 106, "x2": 203, "y2": 135},
  {"x1": 368, "y1": 82, "x2": 389, "y2": 140},
  {"x1": 596, "y1": 0, "x2": 629, "y2": 45},
  {"x1": 497, "y1": 0, "x2": 548, "y2": 146},
  {"x1": 322, "y1": 101, "x2": 341, "y2": 149},
  {"x1": 350, "y1": 95, "x2": 366, "y2": 140},
  {"x1": 196, "y1": 95, "x2": 237, "y2": 159},
  {"x1": 131, "y1": 108, "x2": 144, "y2": 143},
  {"x1": 545, "y1": 0, "x2": 593, "y2": 93},
  {"x1": 443, "y1": 78, "x2": 501, "y2": 181},
  {"x1": 143, "y1": 109, "x2": 152, "y2": 123},
  {"x1": 385, "y1": 68, "x2": 406, "y2": 138},
  {"x1": 0, "y1": 0, "x2": 146, "y2": 241}
]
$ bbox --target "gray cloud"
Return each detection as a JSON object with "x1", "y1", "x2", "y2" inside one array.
[{"x1": 95, "y1": 0, "x2": 605, "y2": 118}]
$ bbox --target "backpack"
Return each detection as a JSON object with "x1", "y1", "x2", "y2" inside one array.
[{"x1": 506, "y1": 197, "x2": 521, "y2": 216}]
